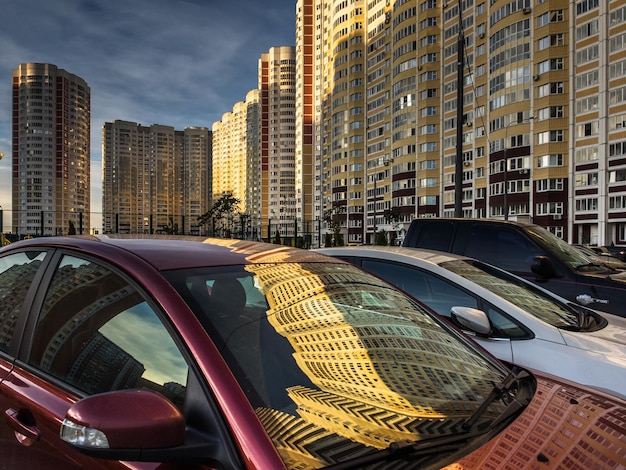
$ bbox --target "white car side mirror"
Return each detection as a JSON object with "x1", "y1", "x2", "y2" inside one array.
[{"x1": 451, "y1": 306, "x2": 491, "y2": 335}]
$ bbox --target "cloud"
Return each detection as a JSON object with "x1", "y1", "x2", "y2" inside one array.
[{"x1": 0, "y1": 0, "x2": 295, "y2": 222}]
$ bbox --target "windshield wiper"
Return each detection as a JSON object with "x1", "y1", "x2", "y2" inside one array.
[
  {"x1": 320, "y1": 431, "x2": 483, "y2": 470},
  {"x1": 462, "y1": 367, "x2": 532, "y2": 431},
  {"x1": 565, "y1": 304, "x2": 605, "y2": 332},
  {"x1": 322, "y1": 368, "x2": 533, "y2": 470},
  {"x1": 575, "y1": 262, "x2": 614, "y2": 272}
]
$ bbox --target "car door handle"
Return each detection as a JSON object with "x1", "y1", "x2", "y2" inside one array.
[{"x1": 4, "y1": 408, "x2": 41, "y2": 442}]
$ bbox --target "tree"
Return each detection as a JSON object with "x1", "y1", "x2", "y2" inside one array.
[
  {"x1": 273, "y1": 229, "x2": 282, "y2": 245},
  {"x1": 162, "y1": 217, "x2": 179, "y2": 235},
  {"x1": 323, "y1": 206, "x2": 345, "y2": 247},
  {"x1": 324, "y1": 233, "x2": 333, "y2": 247},
  {"x1": 198, "y1": 193, "x2": 240, "y2": 237},
  {"x1": 374, "y1": 229, "x2": 388, "y2": 246},
  {"x1": 384, "y1": 207, "x2": 402, "y2": 246}
]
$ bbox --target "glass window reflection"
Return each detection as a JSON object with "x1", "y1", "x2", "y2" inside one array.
[{"x1": 29, "y1": 255, "x2": 188, "y2": 409}]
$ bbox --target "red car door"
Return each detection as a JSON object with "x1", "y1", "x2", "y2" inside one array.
[
  {"x1": 2, "y1": 251, "x2": 199, "y2": 469},
  {"x1": 0, "y1": 249, "x2": 85, "y2": 468},
  {"x1": 0, "y1": 366, "x2": 94, "y2": 469}
]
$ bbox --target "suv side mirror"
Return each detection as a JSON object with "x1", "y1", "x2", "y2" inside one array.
[{"x1": 531, "y1": 255, "x2": 556, "y2": 278}]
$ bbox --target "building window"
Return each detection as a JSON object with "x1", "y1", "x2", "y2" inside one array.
[
  {"x1": 536, "y1": 202, "x2": 564, "y2": 215},
  {"x1": 575, "y1": 172, "x2": 598, "y2": 187},
  {"x1": 576, "y1": 0, "x2": 599, "y2": 16},
  {"x1": 575, "y1": 96, "x2": 599, "y2": 114},
  {"x1": 420, "y1": 177, "x2": 437, "y2": 187},
  {"x1": 576, "y1": 19, "x2": 600, "y2": 40},
  {"x1": 420, "y1": 159, "x2": 437, "y2": 170},
  {"x1": 575, "y1": 45, "x2": 599, "y2": 65},
  {"x1": 575, "y1": 198, "x2": 598, "y2": 212},
  {"x1": 537, "y1": 106, "x2": 564, "y2": 120},
  {"x1": 576, "y1": 121, "x2": 599, "y2": 138},
  {"x1": 538, "y1": 82, "x2": 564, "y2": 98},
  {"x1": 536, "y1": 178, "x2": 564, "y2": 192},
  {"x1": 609, "y1": 195, "x2": 626, "y2": 209},
  {"x1": 538, "y1": 10, "x2": 564, "y2": 28},
  {"x1": 609, "y1": 169, "x2": 626, "y2": 183},
  {"x1": 537, "y1": 130, "x2": 564, "y2": 144},
  {"x1": 576, "y1": 146, "x2": 599, "y2": 162}
]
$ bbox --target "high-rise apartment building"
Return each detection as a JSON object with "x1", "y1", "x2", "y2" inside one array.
[
  {"x1": 12, "y1": 63, "x2": 90, "y2": 235},
  {"x1": 102, "y1": 121, "x2": 211, "y2": 235},
  {"x1": 259, "y1": 47, "x2": 298, "y2": 241},
  {"x1": 295, "y1": 5, "x2": 317, "y2": 244},
  {"x1": 290, "y1": 0, "x2": 626, "y2": 246},
  {"x1": 572, "y1": 2, "x2": 626, "y2": 244},
  {"x1": 212, "y1": 89, "x2": 261, "y2": 238},
  {"x1": 213, "y1": 47, "x2": 297, "y2": 242}
]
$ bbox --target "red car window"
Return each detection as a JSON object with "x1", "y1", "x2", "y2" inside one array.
[{"x1": 28, "y1": 254, "x2": 189, "y2": 409}]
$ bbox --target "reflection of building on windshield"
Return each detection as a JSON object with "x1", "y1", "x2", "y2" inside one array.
[
  {"x1": 445, "y1": 378, "x2": 620, "y2": 469},
  {"x1": 444, "y1": 261, "x2": 579, "y2": 328},
  {"x1": 244, "y1": 259, "x2": 504, "y2": 460}
]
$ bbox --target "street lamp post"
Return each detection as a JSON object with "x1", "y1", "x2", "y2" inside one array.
[
  {"x1": 373, "y1": 175, "x2": 377, "y2": 244},
  {"x1": 454, "y1": 0, "x2": 465, "y2": 218},
  {"x1": 503, "y1": 125, "x2": 510, "y2": 221}
]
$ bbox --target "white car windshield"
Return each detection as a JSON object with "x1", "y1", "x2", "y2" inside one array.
[{"x1": 442, "y1": 260, "x2": 604, "y2": 331}]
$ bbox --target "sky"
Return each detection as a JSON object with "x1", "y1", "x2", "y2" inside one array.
[{"x1": 0, "y1": 0, "x2": 296, "y2": 229}]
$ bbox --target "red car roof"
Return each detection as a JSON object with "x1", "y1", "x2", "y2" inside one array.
[{"x1": 1, "y1": 235, "x2": 334, "y2": 271}]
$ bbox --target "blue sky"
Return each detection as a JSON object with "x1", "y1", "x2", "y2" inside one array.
[{"x1": 0, "y1": 0, "x2": 296, "y2": 226}]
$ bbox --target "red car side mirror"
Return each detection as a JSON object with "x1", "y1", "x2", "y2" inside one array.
[{"x1": 61, "y1": 389, "x2": 185, "y2": 461}]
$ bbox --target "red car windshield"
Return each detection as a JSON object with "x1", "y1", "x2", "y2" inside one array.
[{"x1": 165, "y1": 261, "x2": 519, "y2": 469}]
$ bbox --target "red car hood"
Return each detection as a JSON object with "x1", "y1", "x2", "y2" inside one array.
[{"x1": 445, "y1": 370, "x2": 625, "y2": 469}]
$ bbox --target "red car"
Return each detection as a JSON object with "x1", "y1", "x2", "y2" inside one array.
[{"x1": 0, "y1": 235, "x2": 624, "y2": 469}]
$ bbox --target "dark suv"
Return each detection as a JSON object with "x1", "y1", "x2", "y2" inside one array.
[{"x1": 402, "y1": 218, "x2": 626, "y2": 317}]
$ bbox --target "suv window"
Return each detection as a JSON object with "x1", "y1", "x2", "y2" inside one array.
[
  {"x1": 414, "y1": 221, "x2": 455, "y2": 251},
  {"x1": 0, "y1": 251, "x2": 47, "y2": 354},
  {"x1": 28, "y1": 254, "x2": 188, "y2": 408},
  {"x1": 464, "y1": 225, "x2": 543, "y2": 273}
]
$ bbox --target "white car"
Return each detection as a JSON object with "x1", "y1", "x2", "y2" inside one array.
[{"x1": 316, "y1": 246, "x2": 626, "y2": 399}]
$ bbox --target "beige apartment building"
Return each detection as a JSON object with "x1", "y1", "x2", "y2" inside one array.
[
  {"x1": 259, "y1": 47, "x2": 298, "y2": 242},
  {"x1": 102, "y1": 121, "x2": 211, "y2": 235},
  {"x1": 288, "y1": 0, "x2": 626, "y2": 245},
  {"x1": 211, "y1": 1, "x2": 626, "y2": 246},
  {"x1": 212, "y1": 90, "x2": 262, "y2": 238},
  {"x1": 12, "y1": 63, "x2": 90, "y2": 236},
  {"x1": 213, "y1": 47, "x2": 297, "y2": 242}
]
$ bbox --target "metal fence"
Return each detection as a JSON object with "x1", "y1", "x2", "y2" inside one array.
[{"x1": 0, "y1": 209, "x2": 334, "y2": 249}]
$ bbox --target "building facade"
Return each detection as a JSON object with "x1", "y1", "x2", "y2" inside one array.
[
  {"x1": 102, "y1": 121, "x2": 210, "y2": 235},
  {"x1": 295, "y1": 3, "x2": 318, "y2": 246},
  {"x1": 286, "y1": 0, "x2": 626, "y2": 246},
  {"x1": 12, "y1": 63, "x2": 90, "y2": 236},
  {"x1": 211, "y1": 89, "x2": 261, "y2": 238},
  {"x1": 573, "y1": 1, "x2": 626, "y2": 245},
  {"x1": 213, "y1": 47, "x2": 297, "y2": 242},
  {"x1": 259, "y1": 47, "x2": 298, "y2": 242}
]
